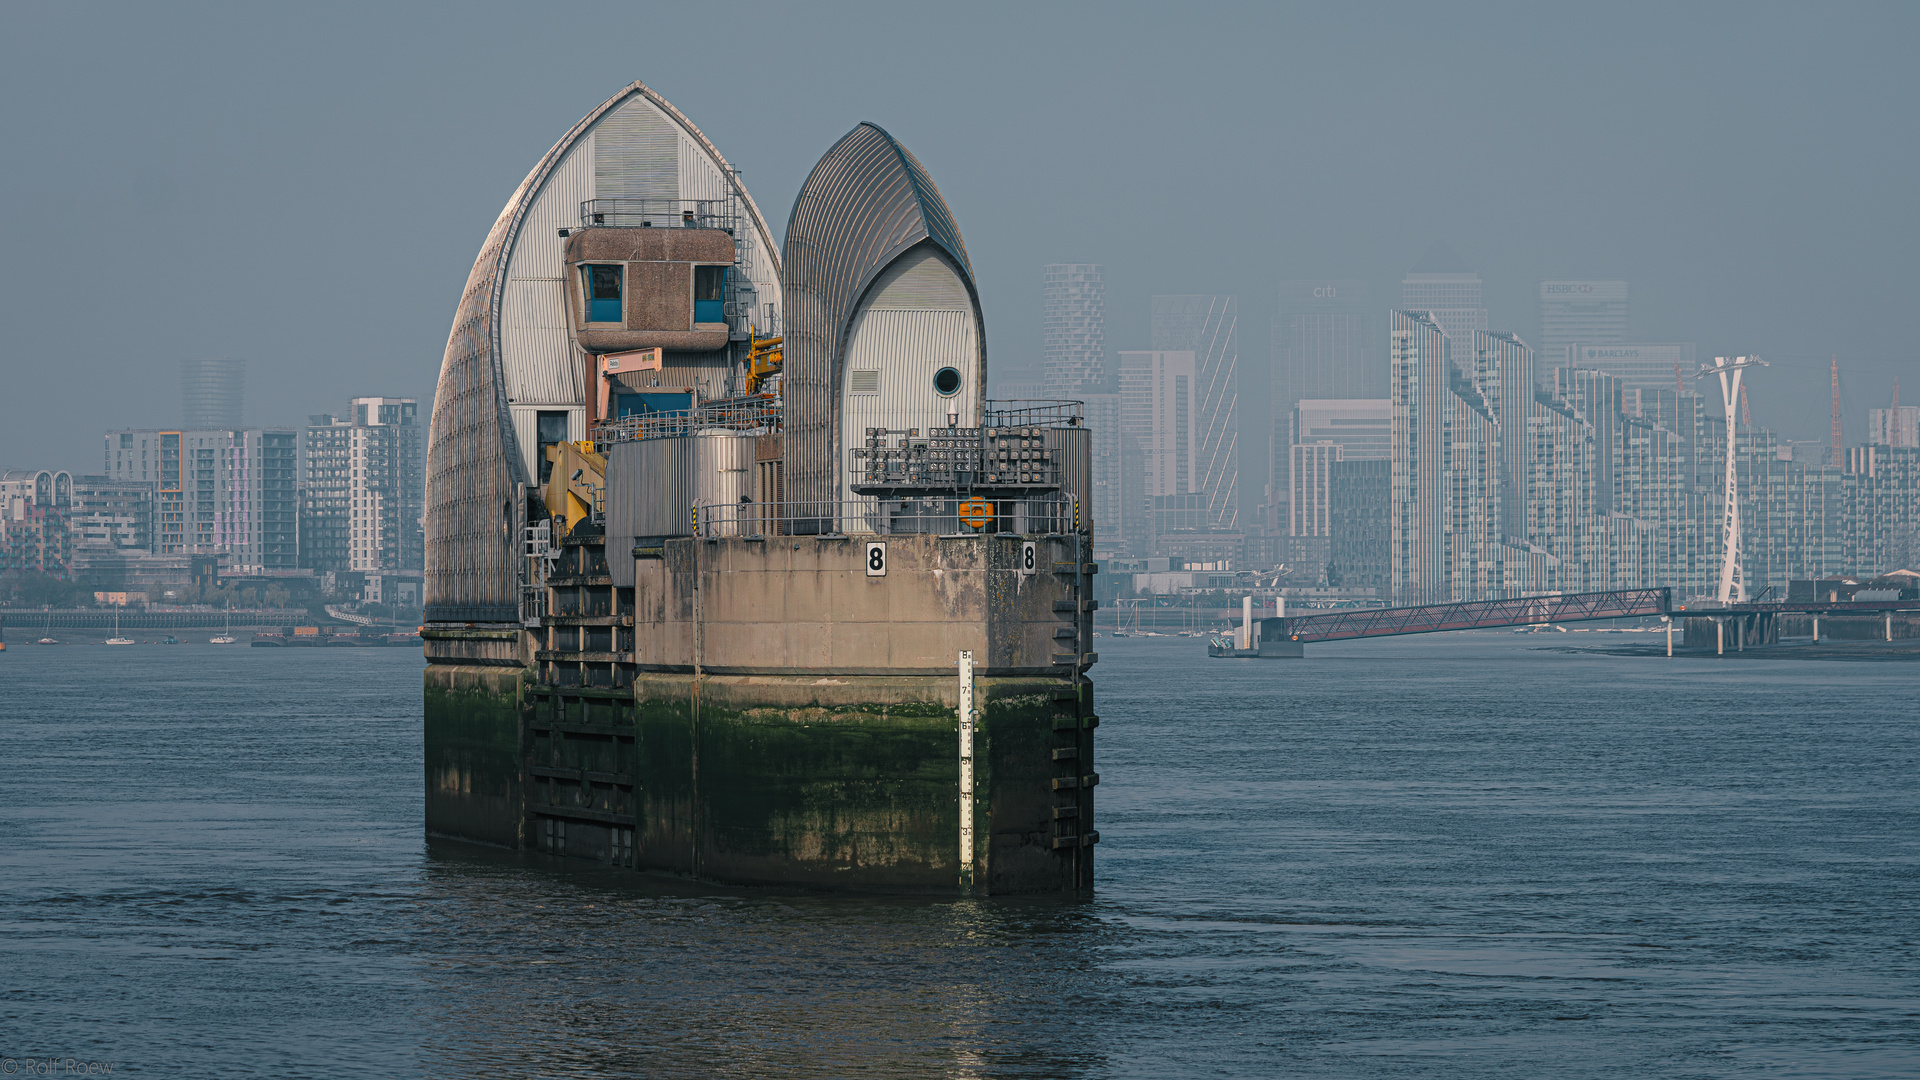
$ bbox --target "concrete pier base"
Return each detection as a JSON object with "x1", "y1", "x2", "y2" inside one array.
[
  {"x1": 425, "y1": 531, "x2": 1100, "y2": 895},
  {"x1": 424, "y1": 664, "x2": 529, "y2": 850},
  {"x1": 624, "y1": 672, "x2": 1090, "y2": 894}
]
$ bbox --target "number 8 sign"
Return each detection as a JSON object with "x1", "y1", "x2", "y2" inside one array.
[
  {"x1": 1020, "y1": 541, "x2": 1037, "y2": 576},
  {"x1": 865, "y1": 541, "x2": 887, "y2": 577}
]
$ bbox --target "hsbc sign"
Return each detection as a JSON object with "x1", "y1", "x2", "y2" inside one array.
[{"x1": 1541, "y1": 280, "x2": 1627, "y2": 301}]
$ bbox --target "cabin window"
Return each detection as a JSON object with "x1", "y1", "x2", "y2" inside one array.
[
  {"x1": 694, "y1": 265, "x2": 726, "y2": 324},
  {"x1": 614, "y1": 391, "x2": 695, "y2": 419},
  {"x1": 536, "y1": 410, "x2": 569, "y2": 485},
  {"x1": 584, "y1": 264, "x2": 623, "y2": 323}
]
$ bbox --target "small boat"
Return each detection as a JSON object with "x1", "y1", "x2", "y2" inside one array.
[
  {"x1": 210, "y1": 601, "x2": 236, "y2": 645},
  {"x1": 37, "y1": 610, "x2": 58, "y2": 644},
  {"x1": 105, "y1": 610, "x2": 135, "y2": 646}
]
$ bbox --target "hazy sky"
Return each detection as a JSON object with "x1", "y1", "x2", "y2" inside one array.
[{"x1": 3, "y1": 1, "x2": 1914, "y2": 509}]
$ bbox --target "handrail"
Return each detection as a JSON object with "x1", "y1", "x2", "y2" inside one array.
[
  {"x1": 591, "y1": 397, "x2": 781, "y2": 444},
  {"x1": 692, "y1": 494, "x2": 1081, "y2": 538}
]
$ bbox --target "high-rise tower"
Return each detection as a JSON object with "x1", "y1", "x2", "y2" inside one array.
[
  {"x1": 181, "y1": 357, "x2": 244, "y2": 430},
  {"x1": 1269, "y1": 280, "x2": 1378, "y2": 531},
  {"x1": 1150, "y1": 295, "x2": 1237, "y2": 531},
  {"x1": 1537, "y1": 280, "x2": 1627, "y2": 367},
  {"x1": 1042, "y1": 264, "x2": 1105, "y2": 398},
  {"x1": 1400, "y1": 244, "x2": 1485, "y2": 364},
  {"x1": 1042, "y1": 264, "x2": 1122, "y2": 551}
]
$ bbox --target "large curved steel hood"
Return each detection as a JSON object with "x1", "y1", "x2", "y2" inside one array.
[
  {"x1": 782, "y1": 122, "x2": 984, "y2": 509},
  {"x1": 424, "y1": 81, "x2": 782, "y2": 623}
]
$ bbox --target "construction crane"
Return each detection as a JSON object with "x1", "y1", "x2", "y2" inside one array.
[
  {"x1": 1674, "y1": 363, "x2": 1686, "y2": 397},
  {"x1": 1740, "y1": 384, "x2": 1752, "y2": 427}
]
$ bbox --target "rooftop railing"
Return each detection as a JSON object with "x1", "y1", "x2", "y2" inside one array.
[
  {"x1": 692, "y1": 494, "x2": 1081, "y2": 539},
  {"x1": 985, "y1": 399, "x2": 1083, "y2": 428},
  {"x1": 578, "y1": 198, "x2": 738, "y2": 232},
  {"x1": 591, "y1": 397, "x2": 781, "y2": 444}
]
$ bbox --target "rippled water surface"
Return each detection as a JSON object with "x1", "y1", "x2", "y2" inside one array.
[{"x1": 2, "y1": 636, "x2": 1916, "y2": 1077}]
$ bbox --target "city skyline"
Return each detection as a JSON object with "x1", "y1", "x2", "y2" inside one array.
[{"x1": 3, "y1": 5, "x2": 1914, "y2": 473}]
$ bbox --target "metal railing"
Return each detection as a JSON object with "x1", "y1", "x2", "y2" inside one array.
[
  {"x1": 693, "y1": 494, "x2": 1081, "y2": 538},
  {"x1": 985, "y1": 399, "x2": 1083, "y2": 428},
  {"x1": 578, "y1": 198, "x2": 738, "y2": 231},
  {"x1": 1279, "y1": 588, "x2": 1671, "y2": 643},
  {"x1": 591, "y1": 397, "x2": 782, "y2": 444}
]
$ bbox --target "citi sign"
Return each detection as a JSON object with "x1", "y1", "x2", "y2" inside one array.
[{"x1": 1313, "y1": 285, "x2": 1339, "y2": 297}]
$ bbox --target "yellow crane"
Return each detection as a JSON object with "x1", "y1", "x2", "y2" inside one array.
[
  {"x1": 746, "y1": 331, "x2": 783, "y2": 395},
  {"x1": 543, "y1": 440, "x2": 606, "y2": 537}
]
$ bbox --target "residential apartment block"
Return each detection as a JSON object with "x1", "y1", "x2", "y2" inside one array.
[
  {"x1": 102, "y1": 428, "x2": 297, "y2": 572},
  {"x1": 301, "y1": 397, "x2": 423, "y2": 574}
]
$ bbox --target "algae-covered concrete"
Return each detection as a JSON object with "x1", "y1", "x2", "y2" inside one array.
[
  {"x1": 424, "y1": 664, "x2": 527, "y2": 848},
  {"x1": 630, "y1": 671, "x2": 1085, "y2": 893},
  {"x1": 424, "y1": 529, "x2": 1098, "y2": 894}
]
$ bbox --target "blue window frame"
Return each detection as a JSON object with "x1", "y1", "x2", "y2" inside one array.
[
  {"x1": 614, "y1": 391, "x2": 695, "y2": 419},
  {"x1": 585, "y1": 264, "x2": 622, "y2": 324},
  {"x1": 694, "y1": 265, "x2": 726, "y2": 324}
]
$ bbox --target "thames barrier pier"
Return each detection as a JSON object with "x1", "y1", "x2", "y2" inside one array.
[{"x1": 421, "y1": 83, "x2": 1098, "y2": 894}]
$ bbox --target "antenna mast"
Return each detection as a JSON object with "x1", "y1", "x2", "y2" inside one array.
[{"x1": 1696, "y1": 355, "x2": 1767, "y2": 603}]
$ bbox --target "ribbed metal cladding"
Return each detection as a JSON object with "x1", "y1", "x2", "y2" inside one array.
[
  {"x1": 782, "y1": 123, "x2": 983, "y2": 513},
  {"x1": 425, "y1": 80, "x2": 783, "y2": 623}
]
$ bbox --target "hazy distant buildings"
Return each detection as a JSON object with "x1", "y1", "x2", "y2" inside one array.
[
  {"x1": 1390, "y1": 311, "x2": 1530, "y2": 603},
  {"x1": 104, "y1": 427, "x2": 297, "y2": 572},
  {"x1": 1547, "y1": 342, "x2": 1697, "y2": 399},
  {"x1": 1328, "y1": 459, "x2": 1390, "y2": 591},
  {"x1": 1150, "y1": 295, "x2": 1237, "y2": 532},
  {"x1": 69, "y1": 474, "x2": 155, "y2": 552},
  {"x1": 1268, "y1": 281, "x2": 1379, "y2": 531},
  {"x1": 1537, "y1": 280, "x2": 1628, "y2": 366},
  {"x1": 1118, "y1": 350, "x2": 1195, "y2": 501},
  {"x1": 1400, "y1": 244, "x2": 1486, "y2": 358},
  {"x1": 1038, "y1": 263, "x2": 1125, "y2": 552},
  {"x1": 1042, "y1": 264, "x2": 1105, "y2": 398},
  {"x1": 0, "y1": 469, "x2": 73, "y2": 577},
  {"x1": 1288, "y1": 398, "x2": 1390, "y2": 539},
  {"x1": 181, "y1": 357, "x2": 245, "y2": 430},
  {"x1": 993, "y1": 378, "x2": 1044, "y2": 401},
  {"x1": 1386, "y1": 321, "x2": 1551, "y2": 595},
  {"x1": 301, "y1": 397, "x2": 423, "y2": 575},
  {"x1": 1871, "y1": 404, "x2": 1920, "y2": 448}
]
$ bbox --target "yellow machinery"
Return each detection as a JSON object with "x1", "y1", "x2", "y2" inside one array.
[
  {"x1": 746, "y1": 331, "x2": 783, "y2": 395},
  {"x1": 543, "y1": 440, "x2": 606, "y2": 536}
]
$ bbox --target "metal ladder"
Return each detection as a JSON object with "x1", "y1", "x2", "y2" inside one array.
[{"x1": 1050, "y1": 534, "x2": 1099, "y2": 890}]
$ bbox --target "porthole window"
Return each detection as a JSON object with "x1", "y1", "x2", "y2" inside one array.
[{"x1": 933, "y1": 367, "x2": 962, "y2": 396}]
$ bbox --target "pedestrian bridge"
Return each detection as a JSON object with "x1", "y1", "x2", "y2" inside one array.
[{"x1": 1215, "y1": 588, "x2": 1919, "y2": 657}]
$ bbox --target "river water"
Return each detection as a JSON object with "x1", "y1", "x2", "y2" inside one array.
[{"x1": 1, "y1": 635, "x2": 1915, "y2": 1077}]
